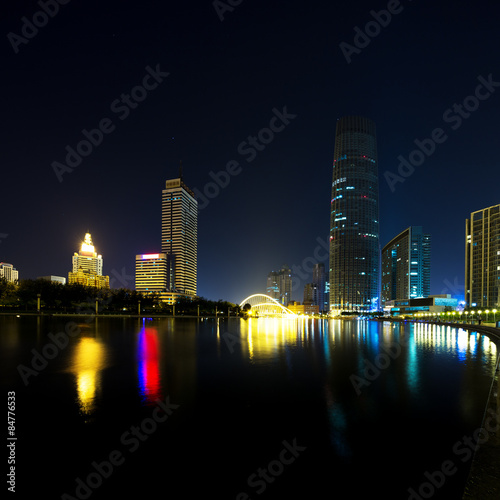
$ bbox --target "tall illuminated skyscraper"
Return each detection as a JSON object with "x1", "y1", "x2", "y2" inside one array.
[
  {"x1": 329, "y1": 116, "x2": 380, "y2": 313},
  {"x1": 161, "y1": 174, "x2": 198, "y2": 296},
  {"x1": 465, "y1": 204, "x2": 500, "y2": 308}
]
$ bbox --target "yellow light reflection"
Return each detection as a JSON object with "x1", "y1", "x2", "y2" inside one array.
[
  {"x1": 237, "y1": 317, "x2": 301, "y2": 361},
  {"x1": 73, "y1": 337, "x2": 105, "y2": 417}
]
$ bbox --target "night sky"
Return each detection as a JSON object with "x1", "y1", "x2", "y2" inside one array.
[{"x1": 1, "y1": 0, "x2": 499, "y2": 304}]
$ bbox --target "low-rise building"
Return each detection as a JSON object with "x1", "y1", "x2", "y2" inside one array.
[
  {"x1": 38, "y1": 275, "x2": 66, "y2": 285},
  {"x1": 287, "y1": 301, "x2": 319, "y2": 315},
  {"x1": 384, "y1": 294, "x2": 457, "y2": 316}
]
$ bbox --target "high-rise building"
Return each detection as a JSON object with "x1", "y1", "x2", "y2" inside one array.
[
  {"x1": 465, "y1": 204, "x2": 500, "y2": 308},
  {"x1": 0, "y1": 263, "x2": 18, "y2": 283},
  {"x1": 68, "y1": 233, "x2": 109, "y2": 289},
  {"x1": 312, "y1": 263, "x2": 326, "y2": 311},
  {"x1": 266, "y1": 265, "x2": 292, "y2": 306},
  {"x1": 329, "y1": 116, "x2": 380, "y2": 313},
  {"x1": 266, "y1": 271, "x2": 280, "y2": 301},
  {"x1": 381, "y1": 226, "x2": 431, "y2": 305},
  {"x1": 135, "y1": 253, "x2": 167, "y2": 293},
  {"x1": 161, "y1": 176, "x2": 198, "y2": 297},
  {"x1": 279, "y1": 264, "x2": 292, "y2": 306}
]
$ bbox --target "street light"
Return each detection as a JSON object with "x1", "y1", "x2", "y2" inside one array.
[{"x1": 493, "y1": 309, "x2": 497, "y2": 324}]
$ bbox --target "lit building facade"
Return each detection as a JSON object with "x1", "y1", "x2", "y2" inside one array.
[
  {"x1": 68, "y1": 270, "x2": 109, "y2": 289},
  {"x1": 466, "y1": 204, "x2": 500, "y2": 308},
  {"x1": 0, "y1": 263, "x2": 18, "y2": 283},
  {"x1": 287, "y1": 301, "x2": 319, "y2": 315},
  {"x1": 135, "y1": 253, "x2": 167, "y2": 293},
  {"x1": 68, "y1": 233, "x2": 109, "y2": 289},
  {"x1": 381, "y1": 226, "x2": 431, "y2": 305},
  {"x1": 329, "y1": 116, "x2": 380, "y2": 313},
  {"x1": 161, "y1": 176, "x2": 198, "y2": 297}
]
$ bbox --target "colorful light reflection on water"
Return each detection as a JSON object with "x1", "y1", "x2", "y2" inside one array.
[{"x1": 137, "y1": 324, "x2": 162, "y2": 403}]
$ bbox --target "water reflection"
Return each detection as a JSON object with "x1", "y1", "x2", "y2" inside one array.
[
  {"x1": 413, "y1": 323, "x2": 497, "y2": 361},
  {"x1": 137, "y1": 325, "x2": 162, "y2": 403},
  {"x1": 237, "y1": 318, "x2": 302, "y2": 361},
  {"x1": 72, "y1": 336, "x2": 106, "y2": 418}
]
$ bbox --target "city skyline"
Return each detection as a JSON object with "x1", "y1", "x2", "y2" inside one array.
[{"x1": 1, "y1": 1, "x2": 499, "y2": 303}]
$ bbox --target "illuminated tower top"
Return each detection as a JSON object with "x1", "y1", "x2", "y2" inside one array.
[{"x1": 80, "y1": 233, "x2": 96, "y2": 257}]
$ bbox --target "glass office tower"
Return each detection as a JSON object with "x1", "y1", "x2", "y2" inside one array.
[
  {"x1": 329, "y1": 116, "x2": 380, "y2": 313},
  {"x1": 381, "y1": 226, "x2": 431, "y2": 305}
]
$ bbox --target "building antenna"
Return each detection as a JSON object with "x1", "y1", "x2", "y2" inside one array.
[{"x1": 179, "y1": 160, "x2": 183, "y2": 180}]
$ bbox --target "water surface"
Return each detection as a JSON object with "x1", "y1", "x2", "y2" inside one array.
[{"x1": 1, "y1": 316, "x2": 497, "y2": 499}]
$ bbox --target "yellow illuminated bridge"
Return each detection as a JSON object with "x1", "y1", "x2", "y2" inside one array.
[{"x1": 239, "y1": 294, "x2": 297, "y2": 318}]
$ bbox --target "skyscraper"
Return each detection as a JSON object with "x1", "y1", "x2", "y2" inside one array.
[
  {"x1": 161, "y1": 175, "x2": 198, "y2": 297},
  {"x1": 266, "y1": 271, "x2": 280, "y2": 301},
  {"x1": 266, "y1": 265, "x2": 292, "y2": 306},
  {"x1": 312, "y1": 263, "x2": 326, "y2": 311},
  {"x1": 278, "y1": 264, "x2": 292, "y2": 306},
  {"x1": 381, "y1": 226, "x2": 431, "y2": 305},
  {"x1": 329, "y1": 116, "x2": 380, "y2": 313},
  {"x1": 465, "y1": 204, "x2": 500, "y2": 308}
]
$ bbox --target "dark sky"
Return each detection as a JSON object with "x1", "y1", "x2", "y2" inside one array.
[{"x1": 1, "y1": 0, "x2": 499, "y2": 304}]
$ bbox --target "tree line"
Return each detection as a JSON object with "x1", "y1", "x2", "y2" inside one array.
[{"x1": 0, "y1": 278, "x2": 241, "y2": 316}]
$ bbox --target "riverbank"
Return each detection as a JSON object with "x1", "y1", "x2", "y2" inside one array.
[
  {"x1": 462, "y1": 353, "x2": 500, "y2": 499},
  {"x1": 0, "y1": 311, "x2": 238, "y2": 319},
  {"x1": 413, "y1": 320, "x2": 500, "y2": 499}
]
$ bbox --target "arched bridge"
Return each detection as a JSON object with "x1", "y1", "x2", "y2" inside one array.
[{"x1": 239, "y1": 294, "x2": 297, "y2": 318}]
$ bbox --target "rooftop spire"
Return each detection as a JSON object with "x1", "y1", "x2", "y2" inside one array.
[{"x1": 179, "y1": 160, "x2": 183, "y2": 180}]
